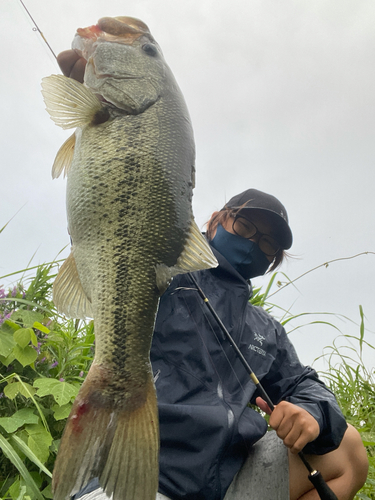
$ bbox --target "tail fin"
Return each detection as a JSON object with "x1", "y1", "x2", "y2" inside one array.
[{"x1": 52, "y1": 366, "x2": 159, "y2": 500}]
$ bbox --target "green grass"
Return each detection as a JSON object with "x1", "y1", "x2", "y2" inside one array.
[
  {"x1": 0, "y1": 263, "x2": 373, "y2": 499},
  {"x1": 251, "y1": 273, "x2": 375, "y2": 499}
]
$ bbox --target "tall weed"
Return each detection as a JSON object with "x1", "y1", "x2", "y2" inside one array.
[
  {"x1": 0, "y1": 263, "x2": 373, "y2": 498},
  {"x1": 0, "y1": 264, "x2": 94, "y2": 499},
  {"x1": 252, "y1": 273, "x2": 375, "y2": 499}
]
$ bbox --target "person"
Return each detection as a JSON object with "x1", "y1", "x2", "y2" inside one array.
[{"x1": 57, "y1": 51, "x2": 368, "y2": 500}]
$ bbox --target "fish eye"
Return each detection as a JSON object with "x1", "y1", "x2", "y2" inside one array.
[{"x1": 142, "y1": 43, "x2": 158, "y2": 57}]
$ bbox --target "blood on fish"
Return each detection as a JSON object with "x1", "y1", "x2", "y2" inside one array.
[{"x1": 71, "y1": 401, "x2": 90, "y2": 434}]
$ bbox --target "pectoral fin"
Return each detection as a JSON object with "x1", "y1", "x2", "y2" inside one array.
[
  {"x1": 53, "y1": 252, "x2": 93, "y2": 319},
  {"x1": 41, "y1": 74, "x2": 103, "y2": 129},
  {"x1": 52, "y1": 133, "x2": 75, "y2": 179},
  {"x1": 156, "y1": 218, "x2": 218, "y2": 294}
]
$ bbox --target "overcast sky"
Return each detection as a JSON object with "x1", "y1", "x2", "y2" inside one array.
[{"x1": 1, "y1": 0, "x2": 374, "y2": 370}]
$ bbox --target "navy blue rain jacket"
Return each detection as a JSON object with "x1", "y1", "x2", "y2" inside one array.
[{"x1": 150, "y1": 247, "x2": 347, "y2": 500}]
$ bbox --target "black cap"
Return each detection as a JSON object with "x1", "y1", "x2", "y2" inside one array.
[{"x1": 223, "y1": 189, "x2": 293, "y2": 249}]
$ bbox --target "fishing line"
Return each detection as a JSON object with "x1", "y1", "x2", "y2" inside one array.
[
  {"x1": 18, "y1": 0, "x2": 57, "y2": 60},
  {"x1": 188, "y1": 272, "x2": 339, "y2": 500},
  {"x1": 181, "y1": 289, "x2": 246, "y2": 396}
]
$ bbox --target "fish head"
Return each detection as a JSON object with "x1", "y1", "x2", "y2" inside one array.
[{"x1": 72, "y1": 17, "x2": 171, "y2": 113}]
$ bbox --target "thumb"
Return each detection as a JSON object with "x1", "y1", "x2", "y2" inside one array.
[{"x1": 256, "y1": 396, "x2": 272, "y2": 415}]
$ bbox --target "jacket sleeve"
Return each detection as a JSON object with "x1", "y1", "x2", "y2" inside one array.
[{"x1": 254, "y1": 319, "x2": 347, "y2": 455}]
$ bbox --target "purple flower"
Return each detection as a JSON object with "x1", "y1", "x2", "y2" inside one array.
[
  {"x1": 0, "y1": 312, "x2": 10, "y2": 326},
  {"x1": 11, "y1": 287, "x2": 17, "y2": 298},
  {"x1": 51, "y1": 361, "x2": 58, "y2": 368},
  {"x1": 33, "y1": 342, "x2": 41, "y2": 354},
  {"x1": 79, "y1": 371, "x2": 84, "y2": 377},
  {"x1": 40, "y1": 357, "x2": 46, "y2": 363},
  {"x1": 22, "y1": 292, "x2": 26, "y2": 299},
  {"x1": 0, "y1": 288, "x2": 6, "y2": 299},
  {"x1": 0, "y1": 393, "x2": 4, "y2": 399},
  {"x1": 59, "y1": 378, "x2": 65, "y2": 382}
]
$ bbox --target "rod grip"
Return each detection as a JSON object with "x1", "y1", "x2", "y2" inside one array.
[{"x1": 308, "y1": 470, "x2": 338, "y2": 500}]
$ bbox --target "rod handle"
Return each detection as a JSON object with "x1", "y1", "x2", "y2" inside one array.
[{"x1": 308, "y1": 470, "x2": 338, "y2": 500}]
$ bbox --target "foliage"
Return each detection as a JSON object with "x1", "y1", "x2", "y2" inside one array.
[
  {"x1": 0, "y1": 263, "x2": 374, "y2": 499},
  {"x1": 0, "y1": 264, "x2": 94, "y2": 499},
  {"x1": 316, "y1": 306, "x2": 375, "y2": 500},
  {"x1": 252, "y1": 273, "x2": 375, "y2": 499}
]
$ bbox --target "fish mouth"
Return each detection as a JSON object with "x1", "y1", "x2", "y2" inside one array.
[
  {"x1": 76, "y1": 16, "x2": 154, "y2": 44},
  {"x1": 72, "y1": 16, "x2": 155, "y2": 63}
]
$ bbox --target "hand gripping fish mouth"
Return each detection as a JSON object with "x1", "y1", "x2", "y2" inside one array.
[{"x1": 41, "y1": 15, "x2": 217, "y2": 500}]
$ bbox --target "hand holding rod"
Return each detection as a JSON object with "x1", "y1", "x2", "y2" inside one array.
[{"x1": 188, "y1": 273, "x2": 338, "y2": 500}]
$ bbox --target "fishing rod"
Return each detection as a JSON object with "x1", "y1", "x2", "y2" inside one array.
[
  {"x1": 19, "y1": 0, "x2": 57, "y2": 60},
  {"x1": 188, "y1": 272, "x2": 338, "y2": 500}
]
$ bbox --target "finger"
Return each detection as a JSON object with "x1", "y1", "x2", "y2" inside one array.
[
  {"x1": 70, "y1": 57, "x2": 86, "y2": 83},
  {"x1": 288, "y1": 432, "x2": 308, "y2": 454},
  {"x1": 57, "y1": 50, "x2": 79, "y2": 76},
  {"x1": 282, "y1": 425, "x2": 303, "y2": 453},
  {"x1": 256, "y1": 397, "x2": 272, "y2": 415},
  {"x1": 270, "y1": 412, "x2": 293, "y2": 439},
  {"x1": 57, "y1": 50, "x2": 86, "y2": 82}
]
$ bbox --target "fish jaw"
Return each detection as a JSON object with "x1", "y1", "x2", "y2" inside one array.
[
  {"x1": 72, "y1": 16, "x2": 166, "y2": 113},
  {"x1": 72, "y1": 16, "x2": 156, "y2": 61}
]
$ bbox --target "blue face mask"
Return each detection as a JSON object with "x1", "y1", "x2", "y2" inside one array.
[{"x1": 211, "y1": 224, "x2": 270, "y2": 279}]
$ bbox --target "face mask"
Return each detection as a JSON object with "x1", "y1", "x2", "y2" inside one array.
[{"x1": 211, "y1": 224, "x2": 270, "y2": 279}]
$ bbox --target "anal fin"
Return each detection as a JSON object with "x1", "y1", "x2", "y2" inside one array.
[{"x1": 53, "y1": 252, "x2": 93, "y2": 319}]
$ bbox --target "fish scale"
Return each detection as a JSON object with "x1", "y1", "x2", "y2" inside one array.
[{"x1": 41, "y1": 15, "x2": 217, "y2": 500}]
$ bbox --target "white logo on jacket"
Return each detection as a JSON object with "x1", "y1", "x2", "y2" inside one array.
[{"x1": 254, "y1": 332, "x2": 265, "y2": 345}]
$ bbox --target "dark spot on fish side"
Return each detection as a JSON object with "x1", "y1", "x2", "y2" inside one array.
[{"x1": 91, "y1": 107, "x2": 110, "y2": 126}]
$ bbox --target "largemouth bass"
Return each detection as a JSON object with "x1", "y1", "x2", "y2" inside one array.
[{"x1": 41, "y1": 16, "x2": 217, "y2": 500}]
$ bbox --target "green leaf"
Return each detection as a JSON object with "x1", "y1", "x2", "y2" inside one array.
[
  {"x1": 13, "y1": 310, "x2": 44, "y2": 328},
  {"x1": 0, "y1": 434, "x2": 44, "y2": 500},
  {"x1": 0, "y1": 320, "x2": 20, "y2": 336},
  {"x1": 41, "y1": 483, "x2": 53, "y2": 499},
  {"x1": 0, "y1": 350, "x2": 16, "y2": 366},
  {"x1": 34, "y1": 378, "x2": 79, "y2": 406},
  {"x1": 0, "y1": 331, "x2": 16, "y2": 357},
  {"x1": 30, "y1": 329, "x2": 38, "y2": 347},
  {"x1": 13, "y1": 345, "x2": 38, "y2": 367},
  {"x1": 52, "y1": 403, "x2": 72, "y2": 421},
  {"x1": 0, "y1": 408, "x2": 38, "y2": 433},
  {"x1": 9, "y1": 479, "x2": 21, "y2": 500},
  {"x1": 10, "y1": 435, "x2": 52, "y2": 478},
  {"x1": 14, "y1": 328, "x2": 33, "y2": 349},
  {"x1": 4, "y1": 382, "x2": 35, "y2": 400},
  {"x1": 33, "y1": 321, "x2": 50, "y2": 335},
  {"x1": 33, "y1": 378, "x2": 58, "y2": 395},
  {"x1": 25, "y1": 424, "x2": 53, "y2": 464}
]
